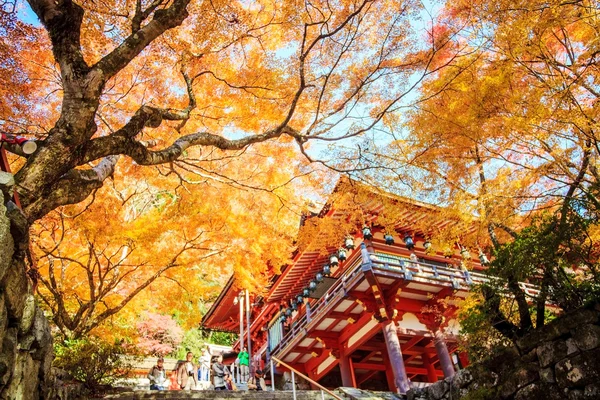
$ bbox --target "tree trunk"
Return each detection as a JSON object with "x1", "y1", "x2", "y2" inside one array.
[{"x1": 0, "y1": 191, "x2": 55, "y2": 400}]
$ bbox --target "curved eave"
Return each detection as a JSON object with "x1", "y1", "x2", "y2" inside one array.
[{"x1": 201, "y1": 276, "x2": 239, "y2": 331}]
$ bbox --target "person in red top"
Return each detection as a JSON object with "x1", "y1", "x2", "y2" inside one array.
[{"x1": 169, "y1": 361, "x2": 183, "y2": 390}]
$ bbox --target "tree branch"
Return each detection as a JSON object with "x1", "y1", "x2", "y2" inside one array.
[
  {"x1": 26, "y1": 0, "x2": 89, "y2": 81},
  {"x1": 24, "y1": 155, "x2": 120, "y2": 221},
  {"x1": 92, "y1": 0, "x2": 191, "y2": 83}
]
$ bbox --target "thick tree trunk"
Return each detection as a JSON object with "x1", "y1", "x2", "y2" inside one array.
[{"x1": 0, "y1": 191, "x2": 54, "y2": 400}]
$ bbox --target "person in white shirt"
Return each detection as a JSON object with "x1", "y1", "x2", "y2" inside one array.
[{"x1": 176, "y1": 352, "x2": 198, "y2": 390}]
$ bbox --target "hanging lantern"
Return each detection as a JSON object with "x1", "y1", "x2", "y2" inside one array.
[
  {"x1": 384, "y1": 233, "x2": 394, "y2": 245},
  {"x1": 338, "y1": 247, "x2": 347, "y2": 261},
  {"x1": 323, "y1": 264, "x2": 332, "y2": 276},
  {"x1": 404, "y1": 234, "x2": 415, "y2": 250},
  {"x1": 285, "y1": 308, "x2": 292, "y2": 317},
  {"x1": 280, "y1": 314, "x2": 286, "y2": 323},
  {"x1": 291, "y1": 302, "x2": 298, "y2": 311},
  {"x1": 309, "y1": 280, "x2": 318, "y2": 291},
  {"x1": 461, "y1": 247, "x2": 471, "y2": 260},
  {"x1": 316, "y1": 272, "x2": 324, "y2": 282},
  {"x1": 423, "y1": 240, "x2": 432, "y2": 251},
  {"x1": 443, "y1": 245, "x2": 454, "y2": 258},
  {"x1": 297, "y1": 295, "x2": 304, "y2": 304},
  {"x1": 479, "y1": 251, "x2": 490, "y2": 265},
  {"x1": 330, "y1": 254, "x2": 339, "y2": 266},
  {"x1": 303, "y1": 288, "x2": 311, "y2": 297},
  {"x1": 362, "y1": 226, "x2": 373, "y2": 240},
  {"x1": 345, "y1": 236, "x2": 355, "y2": 249}
]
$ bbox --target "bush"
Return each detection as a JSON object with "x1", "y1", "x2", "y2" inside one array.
[{"x1": 53, "y1": 337, "x2": 138, "y2": 391}]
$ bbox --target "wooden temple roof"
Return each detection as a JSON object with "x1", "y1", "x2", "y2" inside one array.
[{"x1": 202, "y1": 178, "x2": 481, "y2": 332}]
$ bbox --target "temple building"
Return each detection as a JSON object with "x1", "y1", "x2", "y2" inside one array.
[{"x1": 201, "y1": 179, "x2": 539, "y2": 392}]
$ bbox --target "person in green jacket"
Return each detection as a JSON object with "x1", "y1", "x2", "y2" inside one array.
[{"x1": 237, "y1": 347, "x2": 249, "y2": 383}]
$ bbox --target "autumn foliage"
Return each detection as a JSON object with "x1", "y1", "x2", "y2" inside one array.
[{"x1": 1, "y1": 0, "x2": 599, "y2": 366}]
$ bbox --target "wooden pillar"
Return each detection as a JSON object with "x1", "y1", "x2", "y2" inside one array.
[
  {"x1": 433, "y1": 329, "x2": 455, "y2": 378},
  {"x1": 422, "y1": 351, "x2": 438, "y2": 383},
  {"x1": 339, "y1": 347, "x2": 356, "y2": 387},
  {"x1": 381, "y1": 320, "x2": 410, "y2": 393},
  {"x1": 307, "y1": 368, "x2": 319, "y2": 390},
  {"x1": 459, "y1": 351, "x2": 469, "y2": 368},
  {"x1": 383, "y1": 351, "x2": 397, "y2": 392}
]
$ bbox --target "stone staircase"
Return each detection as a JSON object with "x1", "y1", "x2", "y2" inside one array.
[
  {"x1": 101, "y1": 390, "x2": 339, "y2": 400},
  {"x1": 99, "y1": 388, "x2": 408, "y2": 400}
]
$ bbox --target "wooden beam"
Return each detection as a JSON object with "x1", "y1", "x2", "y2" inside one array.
[
  {"x1": 308, "y1": 331, "x2": 340, "y2": 340},
  {"x1": 353, "y1": 362, "x2": 386, "y2": 371},
  {"x1": 357, "y1": 370, "x2": 379, "y2": 386},
  {"x1": 338, "y1": 313, "x2": 373, "y2": 344},
  {"x1": 359, "y1": 350, "x2": 381, "y2": 363},
  {"x1": 362, "y1": 265, "x2": 389, "y2": 320},
  {"x1": 304, "y1": 350, "x2": 335, "y2": 377},
  {"x1": 345, "y1": 320, "x2": 381, "y2": 355},
  {"x1": 400, "y1": 336, "x2": 423, "y2": 352}
]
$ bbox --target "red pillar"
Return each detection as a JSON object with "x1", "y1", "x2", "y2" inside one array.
[
  {"x1": 459, "y1": 351, "x2": 469, "y2": 368},
  {"x1": 339, "y1": 349, "x2": 356, "y2": 387},
  {"x1": 381, "y1": 320, "x2": 410, "y2": 393},
  {"x1": 422, "y1": 351, "x2": 438, "y2": 383},
  {"x1": 433, "y1": 330, "x2": 455, "y2": 378}
]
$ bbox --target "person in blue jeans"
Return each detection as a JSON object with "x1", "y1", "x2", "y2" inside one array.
[{"x1": 147, "y1": 357, "x2": 167, "y2": 390}]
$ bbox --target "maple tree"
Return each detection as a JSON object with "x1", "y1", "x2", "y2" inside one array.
[
  {"x1": 32, "y1": 146, "x2": 311, "y2": 339},
  {"x1": 0, "y1": 0, "x2": 472, "y2": 349},
  {"x1": 136, "y1": 312, "x2": 183, "y2": 356},
  {"x1": 348, "y1": 0, "x2": 600, "y2": 340},
  {"x1": 2, "y1": 0, "x2": 465, "y2": 223}
]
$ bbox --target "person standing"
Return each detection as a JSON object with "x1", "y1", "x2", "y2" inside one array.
[
  {"x1": 177, "y1": 352, "x2": 198, "y2": 390},
  {"x1": 199, "y1": 347, "x2": 211, "y2": 382},
  {"x1": 147, "y1": 357, "x2": 167, "y2": 390},
  {"x1": 237, "y1": 346, "x2": 249, "y2": 383},
  {"x1": 212, "y1": 354, "x2": 231, "y2": 390}
]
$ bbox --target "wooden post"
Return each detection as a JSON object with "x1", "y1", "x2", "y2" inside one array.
[
  {"x1": 383, "y1": 352, "x2": 398, "y2": 392},
  {"x1": 380, "y1": 320, "x2": 410, "y2": 393},
  {"x1": 433, "y1": 329, "x2": 455, "y2": 379},
  {"x1": 422, "y1": 351, "x2": 438, "y2": 383},
  {"x1": 339, "y1": 347, "x2": 356, "y2": 387}
]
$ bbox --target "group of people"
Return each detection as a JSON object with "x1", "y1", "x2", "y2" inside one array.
[{"x1": 146, "y1": 346, "x2": 265, "y2": 391}]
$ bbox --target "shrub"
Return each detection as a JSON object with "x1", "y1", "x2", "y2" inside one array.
[{"x1": 53, "y1": 337, "x2": 138, "y2": 391}]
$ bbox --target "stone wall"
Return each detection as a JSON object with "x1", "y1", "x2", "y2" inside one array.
[
  {"x1": 0, "y1": 184, "x2": 55, "y2": 400},
  {"x1": 408, "y1": 302, "x2": 600, "y2": 400}
]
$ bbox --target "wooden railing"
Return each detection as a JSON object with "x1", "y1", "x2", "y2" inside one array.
[
  {"x1": 271, "y1": 356, "x2": 342, "y2": 400},
  {"x1": 269, "y1": 256, "x2": 365, "y2": 354},
  {"x1": 269, "y1": 247, "x2": 544, "y2": 357}
]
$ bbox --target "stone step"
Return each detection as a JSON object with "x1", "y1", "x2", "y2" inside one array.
[{"x1": 101, "y1": 389, "x2": 339, "y2": 400}]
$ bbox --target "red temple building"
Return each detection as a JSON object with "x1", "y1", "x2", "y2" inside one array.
[{"x1": 202, "y1": 180, "x2": 541, "y2": 393}]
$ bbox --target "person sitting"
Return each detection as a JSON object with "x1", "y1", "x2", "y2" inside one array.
[
  {"x1": 247, "y1": 369, "x2": 266, "y2": 391},
  {"x1": 147, "y1": 357, "x2": 167, "y2": 390}
]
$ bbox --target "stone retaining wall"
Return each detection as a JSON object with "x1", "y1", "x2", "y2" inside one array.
[
  {"x1": 408, "y1": 302, "x2": 600, "y2": 400},
  {"x1": 0, "y1": 186, "x2": 54, "y2": 400}
]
